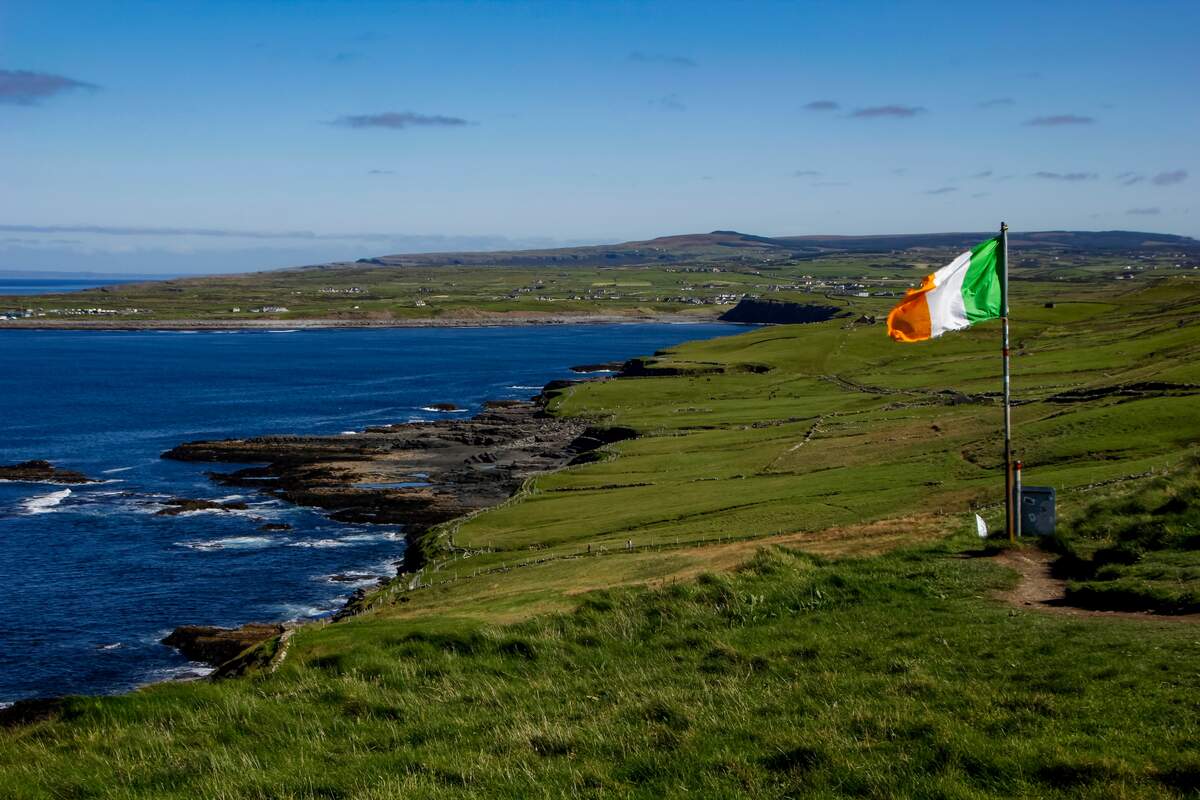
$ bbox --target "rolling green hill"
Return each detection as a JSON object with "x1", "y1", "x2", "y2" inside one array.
[{"x1": 353, "y1": 229, "x2": 1200, "y2": 267}]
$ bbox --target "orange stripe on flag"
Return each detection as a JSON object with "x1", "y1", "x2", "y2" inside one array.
[{"x1": 886, "y1": 273, "x2": 936, "y2": 342}]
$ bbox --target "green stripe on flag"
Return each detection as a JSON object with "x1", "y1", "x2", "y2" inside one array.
[{"x1": 961, "y1": 236, "x2": 1001, "y2": 322}]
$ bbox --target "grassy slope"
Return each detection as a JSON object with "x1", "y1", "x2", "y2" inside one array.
[
  {"x1": 1049, "y1": 457, "x2": 1200, "y2": 613},
  {"x1": 1, "y1": 277, "x2": 1198, "y2": 798}
]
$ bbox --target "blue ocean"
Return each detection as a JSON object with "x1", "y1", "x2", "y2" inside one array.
[
  {"x1": 0, "y1": 278, "x2": 152, "y2": 296},
  {"x1": 0, "y1": 323, "x2": 743, "y2": 702}
]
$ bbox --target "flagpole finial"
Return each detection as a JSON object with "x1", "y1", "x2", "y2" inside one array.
[{"x1": 1000, "y1": 221, "x2": 1008, "y2": 233}]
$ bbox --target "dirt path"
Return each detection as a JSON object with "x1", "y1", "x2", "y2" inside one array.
[{"x1": 993, "y1": 549, "x2": 1198, "y2": 624}]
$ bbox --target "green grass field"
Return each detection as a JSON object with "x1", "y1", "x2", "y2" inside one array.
[
  {"x1": 1, "y1": 243, "x2": 1192, "y2": 324},
  {"x1": 1, "y1": 274, "x2": 1198, "y2": 798}
]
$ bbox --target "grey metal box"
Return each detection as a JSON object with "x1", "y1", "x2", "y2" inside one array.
[{"x1": 1018, "y1": 486, "x2": 1056, "y2": 536}]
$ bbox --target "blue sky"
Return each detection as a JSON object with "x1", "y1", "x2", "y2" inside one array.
[{"x1": 1, "y1": 0, "x2": 1196, "y2": 274}]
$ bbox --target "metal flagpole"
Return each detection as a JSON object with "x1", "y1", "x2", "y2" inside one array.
[{"x1": 999, "y1": 221, "x2": 1015, "y2": 542}]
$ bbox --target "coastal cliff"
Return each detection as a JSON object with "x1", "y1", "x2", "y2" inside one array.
[{"x1": 718, "y1": 298, "x2": 845, "y2": 324}]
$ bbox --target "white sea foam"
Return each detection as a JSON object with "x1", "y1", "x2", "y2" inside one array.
[
  {"x1": 508, "y1": 385, "x2": 542, "y2": 390},
  {"x1": 273, "y1": 603, "x2": 334, "y2": 620},
  {"x1": 340, "y1": 430, "x2": 358, "y2": 435},
  {"x1": 101, "y1": 466, "x2": 134, "y2": 474},
  {"x1": 20, "y1": 488, "x2": 71, "y2": 514},
  {"x1": 179, "y1": 535, "x2": 280, "y2": 551},
  {"x1": 147, "y1": 628, "x2": 175, "y2": 644},
  {"x1": 164, "y1": 504, "x2": 269, "y2": 519},
  {"x1": 420, "y1": 406, "x2": 468, "y2": 413},
  {"x1": 140, "y1": 664, "x2": 215, "y2": 685},
  {"x1": 98, "y1": 642, "x2": 123, "y2": 651},
  {"x1": 318, "y1": 572, "x2": 381, "y2": 588},
  {"x1": 165, "y1": 508, "x2": 221, "y2": 517},
  {"x1": 288, "y1": 530, "x2": 401, "y2": 548},
  {"x1": 268, "y1": 329, "x2": 300, "y2": 333},
  {"x1": 342, "y1": 531, "x2": 404, "y2": 543}
]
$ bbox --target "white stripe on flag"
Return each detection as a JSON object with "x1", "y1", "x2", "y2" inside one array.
[{"x1": 927, "y1": 249, "x2": 972, "y2": 338}]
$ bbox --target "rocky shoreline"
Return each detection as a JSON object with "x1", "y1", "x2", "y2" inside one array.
[
  {"x1": 0, "y1": 460, "x2": 98, "y2": 484},
  {"x1": 157, "y1": 391, "x2": 635, "y2": 672}
]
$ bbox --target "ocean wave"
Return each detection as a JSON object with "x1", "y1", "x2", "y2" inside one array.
[
  {"x1": 508, "y1": 385, "x2": 543, "y2": 390},
  {"x1": 342, "y1": 531, "x2": 405, "y2": 543},
  {"x1": 318, "y1": 572, "x2": 382, "y2": 587},
  {"x1": 140, "y1": 664, "x2": 214, "y2": 685},
  {"x1": 161, "y1": 504, "x2": 274, "y2": 520},
  {"x1": 64, "y1": 492, "x2": 175, "y2": 517},
  {"x1": 146, "y1": 628, "x2": 176, "y2": 644},
  {"x1": 272, "y1": 603, "x2": 335, "y2": 620},
  {"x1": 101, "y1": 466, "x2": 134, "y2": 474},
  {"x1": 1, "y1": 478, "x2": 94, "y2": 488},
  {"x1": 419, "y1": 406, "x2": 468, "y2": 413},
  {"x1": 178, "y1": 535, "x2": 282, "y2": 551},
  {"x1": 20, "y1": 488, "x2": 71, "y2": 514},
  {"x1": 287, "y1": 530, "x2": 402, "y2": 548},
  {"x1": 287, "y1": 538, "x2": 352, "y2": 549},
  {"x1": 268, "y1": 329, "x2": 300, "y2": 334},
  {"x1": 161, "y1": 508, "x2": 225, "y2": 517}
]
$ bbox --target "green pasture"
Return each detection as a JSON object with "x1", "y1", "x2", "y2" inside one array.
[{"x1": 2, "y1": 245, "x2": 1190, "y2": 323}]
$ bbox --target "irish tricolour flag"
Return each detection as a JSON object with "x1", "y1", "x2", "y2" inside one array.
[{"x1": 887, "y1": 237, "x2": 1002, "y2": 342}]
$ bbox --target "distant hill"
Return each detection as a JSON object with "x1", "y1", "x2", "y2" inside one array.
[{"x1": 341, "y1": 230, "x2": 1200, "y2": 270}]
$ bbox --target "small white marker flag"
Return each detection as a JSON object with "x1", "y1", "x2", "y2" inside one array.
[{"x1": 975, "y1": 514, "x2": 988, "y2": 539}]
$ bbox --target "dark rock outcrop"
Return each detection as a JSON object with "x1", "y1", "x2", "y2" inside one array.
[
  {"x1": 162, "y1": 623, "x2": 283, "y2": 668},
  {"x1": 570, "y1": 361, "x2": 624, "y2": 373},
  {"x1": 483, "y1": 399, "x2": 527, "y2": 409},
  {"x1": 327, "y1": 572, "x2": 380, "y2": 583},
  {"x1": 155, "y1": 498, "x2": 249, "y2": 516},
  {"x1": 719, "y1": 298, "x2": 845, "y2": 325},
  {"x1": 0, "y1": 698, "x2": 72, "y2": 728},
  {"x1": 0, "y1": 460, "x2": 97, "y2": 484}
]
